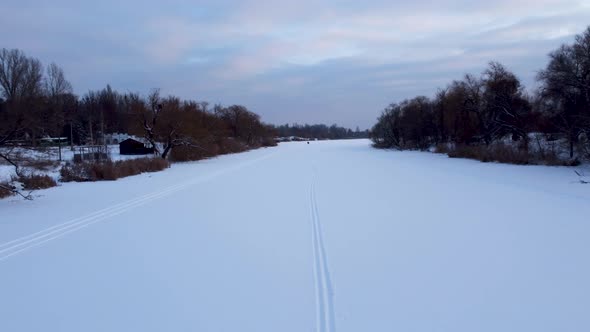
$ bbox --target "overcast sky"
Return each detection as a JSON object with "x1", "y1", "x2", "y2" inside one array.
[{"x1": 2, "y1": 0, "x2": 589, "y2": 128}]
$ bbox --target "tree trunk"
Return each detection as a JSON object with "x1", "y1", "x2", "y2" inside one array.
[
  {"x1": 88, "y1": 119, "x2": 93, "y2": 145},
  {"x1": 70, "y1": 122, "x2": 74, "y2": 150},
  {"x1": 161, "y1": 145, "x2": 172, "y2": 159},
  {"x1": 101, "y1": 109, "x2": 106, "y2": 147}
]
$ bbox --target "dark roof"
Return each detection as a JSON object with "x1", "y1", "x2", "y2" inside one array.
[
  {"x1": 119, "y1": 138, "x2": 154, "y2": 155},
  {"x1": 119, "y1": 138, "x2": 145, "y2": 146}
]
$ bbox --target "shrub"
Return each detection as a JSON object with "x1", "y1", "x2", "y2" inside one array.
[
  {"x1": 485, "y1": 144, "x2": 530, "y2": 165},
  {"x1": 445, "y1": 143, "x2": 579, "y2": 166},
  {"x1": 447, "y1": 145, "x2": 487, "y2": 161},
  {"x1": 447, "y1": 144, "x2": 530, "y2": 165},
  {"x1": 564, "y1": 158, "x2": 581, "y2": 167},
  {"x1": 261, "y1": 136, "x2": 278, "y2": 147},
  {"x1": 60, "y1": 163, "x2": 91, "y2": 182},
  {"x1": 434, "y1": 143, "x2": 452, "y2": 154},
  {"x1": 0, "y1": 182, "x2": 13, "y2": 199},
  {"x1": 170, "y1": 145, "x2": 212, "y2": 162},
  {"x1": 61, "y1": 158, "x2": 169, "y2": 182},
  {"x1": 169, "y1": 138, "x2": 257, "y2": 162},
  {"x1": 533, "y1": 146, "x2": 569, "y2": 166},
  {"x1": 22, "y1": 159, "x2": 60, "y2": 171},
  {"x1": 19, "y1": 174, "x2": 57, "y2": 190},
  {"x1": 217, "y1": 138, "x2": 248, "y2": 155}
]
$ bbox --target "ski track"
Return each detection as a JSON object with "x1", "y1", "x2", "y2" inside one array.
[
  {"x1": 310, "y1": 169, "x2": 336, "y2": 332},
  {"x1": 0, "y1": 152, "x2": 275, "y2": 263}
]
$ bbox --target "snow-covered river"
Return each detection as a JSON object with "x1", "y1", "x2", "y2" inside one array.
[{"x1": 1, "y1": 139, "x2": 589, "y2": 331}]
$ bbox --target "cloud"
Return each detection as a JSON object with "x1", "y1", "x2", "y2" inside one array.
[{"x1": 1, "y1": 0, "x2": 588, "y2": 128}]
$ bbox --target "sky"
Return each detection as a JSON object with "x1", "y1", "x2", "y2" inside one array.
[{"x1": 1, "y1": 0, "x2": 589, "y2": 129}]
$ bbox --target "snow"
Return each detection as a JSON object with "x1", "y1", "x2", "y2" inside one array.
[
  {"x1": 0, "y1": 165, "x2": 13, "y2": 182},
  {"x1": 0, "y1": 139, "x2": 589, "y2": 332},
  {"x1": 1, "y1": 144, "x2": 154, "y2": 163},
  {"x1": 0, "y1": 144, "x2": 155, "y2": 183}
]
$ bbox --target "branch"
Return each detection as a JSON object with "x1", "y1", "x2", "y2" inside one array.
[
  {"x1": 574, "y1": 170, "x2": 589, "y2": 184},
  {"x1": 0, "y1": 182, "x2": 33, "y2": 200},
  {"x1": 169, "y1": 135, "x2": 212, "y2": 153},
  {"x1": 0, "y1": 150, "x2": 23, "y2": 177}
]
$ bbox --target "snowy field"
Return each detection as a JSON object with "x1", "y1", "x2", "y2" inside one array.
[
  {"x1": 0, "y1": 144, "x2": 153, "y2": 182},
  {"x1": 0, "y1": 139, "x2": 589, "y2": 332}
]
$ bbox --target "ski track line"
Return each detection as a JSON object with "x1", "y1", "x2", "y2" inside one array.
[
  {"x1": 311, "y1": 178, "x2": 325, "y2": 332},
  {"x1": 0, "y1": 152, "x2": 275, "y2": 263},
  {"x1": 310, "y1": 170, "x2": 336, "y2": 332}
]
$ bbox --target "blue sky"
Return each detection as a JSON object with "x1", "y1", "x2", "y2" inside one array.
[{"x1": 2, "y1": 0, "x2": 589, "y2": 128}]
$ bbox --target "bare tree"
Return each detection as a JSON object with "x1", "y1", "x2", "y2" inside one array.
[
  {"x1": 137, "y1": 90, "x2": 188, "y2": 159},
  {"x1": 0, "y1": 49, "x2": 46, "y2": 198},
  {"x1": 215, "y1": 105, "x2": 269, "y2": 145},
  {"x1": 45, "y1": 63, "x2": 73, "y2": 160},
  {"x1": 45, "y1": 63, "x2": 72, "y2": 98},
  {"x1": 538, "y1": 27, "x2": 590, "y2": 158},
  {"x1": 482, "y1": 61, "x2": 530, "y2": 142},
  {"x1": 0, "y1": 105, "x2": 31, "y2": 199},
  {"x1": 370, "y1": 103, "x2": 402, "y2": 148},
  {"x1": 0, "y1": 48, "x2": 45, "y2": 147},
  {"x1": 141, "y1": 89, "x2": 163, "y2": 155},
  {"x1": 0, "y1": 48, "x2": 43, "y2": 101}
]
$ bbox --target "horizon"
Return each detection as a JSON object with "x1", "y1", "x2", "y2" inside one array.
[{"x1": 2, "y1": 0, "x2": 589, "y2": 129}]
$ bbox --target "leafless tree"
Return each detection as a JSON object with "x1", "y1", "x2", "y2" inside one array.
[
  {"x1": 481, "y1": 61, "x2": 530, "y2": 142},
  {"x1": 0, "y1": 112, "x2": 31, "y2": 199},
  {"x1": 136, "y1": 90, "x2": 197, "y2": 159},
  {"x1": 45, "y1": 63, "x2": 73, "y2": 160},
  {"x1": 538, "y1": 27, "x2": 590, "y2": 158},
  {"x1": 45, "y1": 63, "x2": 72, "y2": 98},
  {"x1": 0, "y1": 48, "x2": 43, "y2": 101},
  {"x1": 141, "y1": 89, "x2": 163, "y2": 155}
]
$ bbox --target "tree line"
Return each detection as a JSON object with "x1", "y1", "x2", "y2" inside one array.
[
  {"x1": 371, "y1": 26, "x2": 590, "y2": 163},
  {"x1": 275, "y1": 123, "x2": 369, "y2": 140},
  {"x1": 0, "y1": 48, "x2": 277, "y2": 166}
]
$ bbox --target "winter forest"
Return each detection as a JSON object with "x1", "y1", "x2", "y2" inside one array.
[{"x1": 371, "y1": 27, "x2": 590, "y2": 165}]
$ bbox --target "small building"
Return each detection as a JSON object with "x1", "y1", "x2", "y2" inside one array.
[{"x1": 119, "y1": 138, "x2": 154, "y2": 155}]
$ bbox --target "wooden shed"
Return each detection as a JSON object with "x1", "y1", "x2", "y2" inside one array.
[{"x1": 119, "y1": 138, "x2": 154, "y2": 155}]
